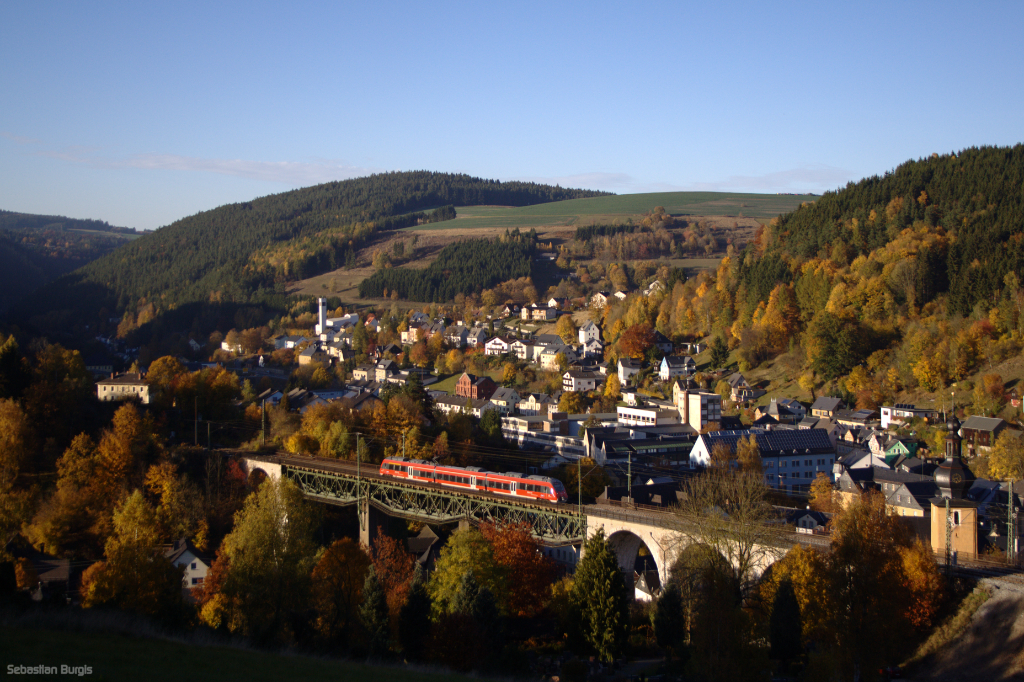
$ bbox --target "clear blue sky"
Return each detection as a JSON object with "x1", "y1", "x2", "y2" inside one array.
[{"x1": 2, "y1": 1, "x2": 1022, "y2": 230}]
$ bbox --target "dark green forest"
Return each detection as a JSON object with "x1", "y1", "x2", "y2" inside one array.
[
  {"x1": 16, "y1": 172, "x2": 607, "y2": 331},
  {"x1": 359, "y1": 231, "x2": 536, "y2": 302},
  {"x1": 741, "y1": 145, "x2": 1024, "y2": 315},
  {"x1": 0, "y1": 211, "x2": 138, "y2": 313}
]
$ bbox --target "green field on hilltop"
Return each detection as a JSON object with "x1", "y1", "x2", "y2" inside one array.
[{"x1": 406, "y1": 191, "x2": 816, "y2": 231}]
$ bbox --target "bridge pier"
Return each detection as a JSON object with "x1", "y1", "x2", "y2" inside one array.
[{"x1": 357, "y1": 498, "x2": 392, "y2": 548}]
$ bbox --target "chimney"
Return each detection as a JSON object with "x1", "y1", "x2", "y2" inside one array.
[{"x1": 317, "y1": 297, "x2": 327, "y2": 334}]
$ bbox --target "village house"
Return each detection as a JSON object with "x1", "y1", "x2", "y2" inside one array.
[
  {"x1": 726, "y1": 372, "x2": 764, "y2": 403},
  {"x1": 466, "y1": 327, "x2": 488, "y2": 348},
  {"x1": 579, "y1": 320, "x2": 601, "y2": 344},
  {"x1": 489, "y1": 387, "x2": 520, "y2": 415},
  {"x1": 810, "y1": 396, "x2": 844, "y2": 419},
  {"x1": 754, "y1": 398, "x2": 804, "y2": 425},
  {"x1": 563, "y1": 370, "x2": 600, "y2": 393},
  {"x1": 435, "y1": 395, "x2": 497, "y2": 418},
  {"x1": 659, "y1": 355, "x2": 696, "y2": 382},
  {"x1": 618, "y1": 357, "x2": 643, "y2": 386},
  {"x1": 517, "y1": 393, "x2": 553, "y2": 416},
  {"x1": 643, "y1": 280, "x2": 665, "y2": 296},
  {"x1": 591, "y1": 291, "x2": 611, "y2": 308},
  {"x1": 538, "y1": 345, "x2": 578, "y2": 371},
  {"x1": 616, "y1": 405, "x2": 681, "y2": 427},
  {"x1": 880, "y1": 403, "x2": 942, "y2": 429},
  {"x1": 484, "y1": 335, "x2": 514, "y2": 356},
  {"x1": 164, "y1": 538, "x2": 211, "y2": 592},
  {"x1": 298, "y1": 343, "x2": 329, "y2": 367},
  {"x1": 96, "y1": 372, "x2": 151, "y2": 404},
  {"x1": 273, "y1": 335, "x2": 308, "y2": 350},
  {"x1": 444, "y1": 325, "x2": 470, "y2": 348},
  {"x1": 651, "y1": 330, "x2": 673, "y2": 354},
  {"x1": 580, "y1": 338, "x2": 604, "y2": 359},
  {"x1": 511, "y1": 339, "x2": 535, "y2": 361},
  {"x1": 960, "y1": 416, "x2": 1010, "y2": 456}
]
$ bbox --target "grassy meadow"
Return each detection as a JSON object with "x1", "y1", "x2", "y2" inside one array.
[{"x1": 1, "y1": 625, "x2": 476, "y2": 682}]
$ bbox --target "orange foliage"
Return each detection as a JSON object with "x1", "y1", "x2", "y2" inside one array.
[
  {"x1": 370, "y1": 528, "x2": 415, "y2": 618},
  {"x1": 480, "y1": 522, "x2": 557, "y2": 617},
  {"x1": 900, "y1": 539, "x2": 946, "y2": 629}
]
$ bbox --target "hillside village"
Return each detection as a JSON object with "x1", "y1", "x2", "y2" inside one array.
[{"x1": 90, "y1": 282, "x2": 1024, "y2": 570}]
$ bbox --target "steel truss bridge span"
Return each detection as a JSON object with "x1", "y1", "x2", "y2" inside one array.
[{"x1": 240, "y1": 454, "x2": 585, "y2": 546}]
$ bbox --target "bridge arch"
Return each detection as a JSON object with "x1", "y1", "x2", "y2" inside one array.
[{"x1": 238, "y1": 457, "x2": 282, "y2": 490}]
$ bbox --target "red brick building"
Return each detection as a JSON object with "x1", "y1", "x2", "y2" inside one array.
[{"x1": 455, "y1": 372, "x2": 496, "y2": 400}]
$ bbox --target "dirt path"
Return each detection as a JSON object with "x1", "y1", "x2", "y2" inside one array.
[{"x1": 912, "y1": 578, "x2": 1024, "y2": 681}]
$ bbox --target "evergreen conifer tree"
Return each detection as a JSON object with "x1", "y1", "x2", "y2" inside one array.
[
  {"x1": 570, "y1": 529, "x2": 628, "y2": 662},
  {"x1": 398, "y1": 564, "x2": 431, "y2": 661},
  {"x1": 769, "y1": 577, "x2": 802, "y2": 668},
  {"x1": 360, "y1": 565, "x2": 390, "y2": 659}
]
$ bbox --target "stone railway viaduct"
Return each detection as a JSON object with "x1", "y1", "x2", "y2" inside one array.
[{"x1": 238, "y1": 453, "x2": 827, "y2": 590}]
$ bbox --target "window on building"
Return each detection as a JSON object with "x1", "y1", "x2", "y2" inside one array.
[
  {"x1": 191, "y1": 562, "x2": 197, "y2": 570},
  {"x1": 953, "y1": 511, "x2": 961, "y2": 525}
]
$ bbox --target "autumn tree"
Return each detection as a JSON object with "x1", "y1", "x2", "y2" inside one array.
[
  {"x1": 618, "y1": 323, "x2": 656, "y2": 359},
  {"x1": 81, "y1": 490, "x2": 184, "y2": 622},
  {"x1": 429, "y1": 527, "x2": 506, "y2": 615},
  {"x1": 561, "y1": 457, "x2": 611, "y2": 504},
  {"x1": 0, "y1": 335, "x2": 30, "y2": 400},
  {"x1": 675, "y1": 470, "x2": 779, "y2": 594},
  {"x1": 480, "y1": 522, "x2": 557, "y2": 617},
  {"x1": 604, "y1": 372, "x2": 621, "y2": 400},
  {"x1": 808, "y1": 472, "x2": 838, "y2": 513},
  {"x1": 900, "y1": 538, "x2": 945, "y2": 630},
  {"x1": 204, "y1": 477, "x2": 318, "y2": 643},
  {"x1": 0, "y1": 399, "x2": 32, "y2": 541},
  {"x1": 144, "y1": 460, "x2": 206, "y2": 547},
  {"x1": 824, "y1": 491, "x2": 916, "y2": 676},
  {"x1": 556, "y1": 314, "x2": 578, "y2": 344},
  {"x1": 736, "y1": 434, "x2": 762, "y2": 473},
  {"x1": 570, "y1": 529, "x2": 629, "y2": 662},
  {"x1": 558, "y1": 391, "x2": 586, "y2": 415},
  {"x1": 370, "y1": 529, "x2": 416, "y2": 620},
  {"x1": 312, "y1": 538, "x2": 371, "y2": 645},
  {"x1": 988, "y1": 430, "x2": 1024, "y2": 480}
]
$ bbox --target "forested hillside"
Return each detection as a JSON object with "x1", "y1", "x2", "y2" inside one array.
[
  {"x1": 744, "y1": 145, "x2": 1024, "y2": 315},
  {"x1": 628, "y1": 145, "x2": 1024, "y2": 410},
  {"x1": 17, "y1": 172, "x2": 607, "y2": 331},
  {"x1": 359, "y1": 230, "x2": 536, "y2": 302},
  {"x1": 0, "y1": 211, "x2": 138, "y2": 313}
]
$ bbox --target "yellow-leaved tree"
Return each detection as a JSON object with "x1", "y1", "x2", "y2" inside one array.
[{"x1": 81, "y1": 490, "x2": 183, "y2": 620}]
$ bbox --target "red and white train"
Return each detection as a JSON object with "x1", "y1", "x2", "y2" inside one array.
[{"x1": 378, "y1": 456, "x2": 568, "y2": 503}]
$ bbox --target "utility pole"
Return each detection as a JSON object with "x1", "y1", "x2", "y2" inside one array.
[
  {"x1": 194, "y1": 396, "x2": 198, "y2": 446},
  {"x1": 945, "y1": 497, "x2": 953, "y2": 578},
  {"x1": 261, "y1": 399, "x2": 266, "y2": 447},
  {"x1": 578, "y1": 456, "x2": 582, "y2": 520},
  {"x1": 402, "y1": 431, "x2": 406, "y2": 458},
  {"x1": 1010, "y1": 480, "x2": 1017, "y2": 564},
  {"x1": 207, "y1": 421, "x2": 211, "y2": 450},
  {"x1": 627, "y1": 451, "x2": 632, "y2": 504}
]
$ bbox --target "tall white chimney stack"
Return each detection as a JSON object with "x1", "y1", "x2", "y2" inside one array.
[{"x1": 316, "y1": 297, "x2": 327, "y2": 335}]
